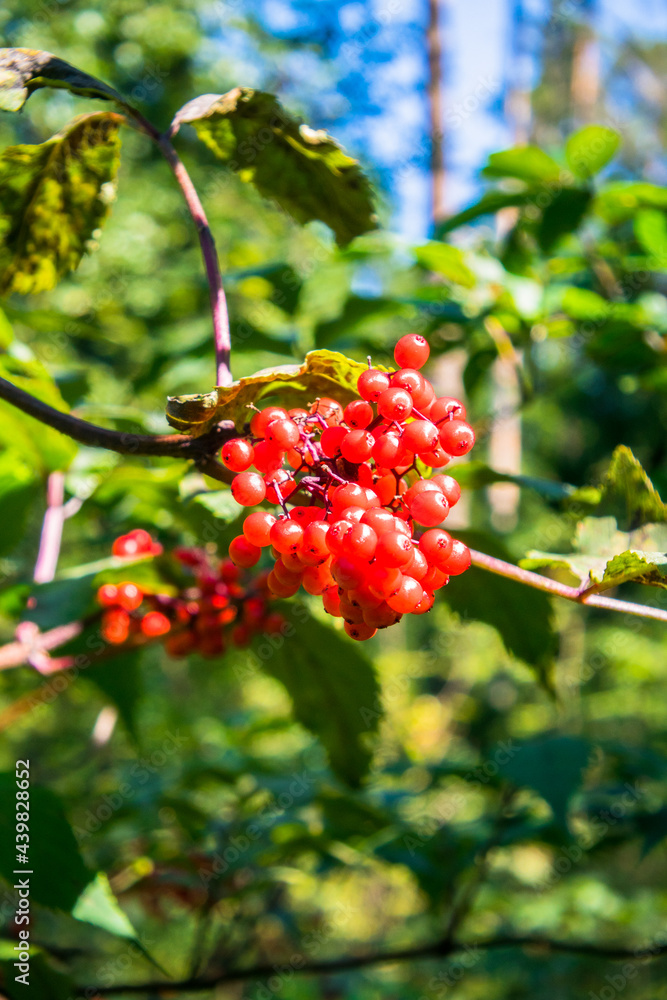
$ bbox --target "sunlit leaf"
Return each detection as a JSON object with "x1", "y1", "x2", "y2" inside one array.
[
  {"x1": 482, "y1": 146, "x2": 562, "y2": 183},
  {"x1": 0, "y1": 47, "x2": 126, "y2": 112},
  {"x1": 413, "y1": 243, "x2": 476, "y2": 287},
  {"x1": 565, "y1": 126, "x2": 620, "y2": 179},
  {"x1": 166, "y1": 349, "x2": 384, "y2": 433},
  {"x1": 0, "y1": 112, "x2": 122, "y2": 294},
  {"x1": 171, "y1": 89, "x2": 376, "y2": 245},
  {"x1": 73, "y1": 872, "x2": 137, "y2": 939},
  {"x1": 436, "y1": 190, "x2": 532, "y2": 235},
  {"x1": 523, "y1": 517, "x2": 667, "y2": 589}
]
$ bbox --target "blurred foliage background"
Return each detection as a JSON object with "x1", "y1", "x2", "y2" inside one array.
[{"x1": 1, "y1": 1, "x2": 667, "y2": 998}]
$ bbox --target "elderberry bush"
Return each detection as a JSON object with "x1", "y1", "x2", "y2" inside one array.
[{"x1": 222, "y1": 335, "x2": 475, "y2": 640}]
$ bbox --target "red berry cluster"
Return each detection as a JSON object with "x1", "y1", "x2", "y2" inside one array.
[
  {"x1": 98, "y1": 540, "x2": 283, "y2": 657},
  {"x1": 112, "y1": 528, "x2": 163, "y2": 559},
  {"x1": 222, "y1": 335, "x2": 474, "y2": 641}
]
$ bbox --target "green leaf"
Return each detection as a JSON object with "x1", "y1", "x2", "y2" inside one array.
[
  {"x1": 193, "y1": 489, "x2": 243, "y2": 522},
  {"x1": 0, "y1": 357, "x2": 77, "y2": 471},
  {"x1": 453, "y1": 461, "x2": 574, "y2": 501},
  {"x1": 24, "y1": 575, "x2": 95, "y2": 631},
  {"x1": 171, "y1": 89, "x2": 376, "y2": 246},
  {"x1": 595, "y1": 181, "x2": 667, "y2": 225},
  {"x1": 482, "y1": 147, "x2": 562, "y2": 183},
  {"x1": 565, "y1": 126, "x2": 620, "y2": 179},
  {"x1": 0, "y1": 775, "x2": 90, "y2": 910},
  {"x1": 315, "y1": 295, "x2": 405, "y2": 349},
  {"x1": 0, "y1": 111, "x2": 122, "y2": 294},
  {"x1": 595, "y1": 445, "x2": 667, "y2": 530},
  {"x1": 257, "y1": 607, "x2": 380, "y2": 785},
  {"x1": 537, "y1": 188, "x2": 592, "y2": 251},
  {"x1": 2, "y1": 954, "x2": 74, "y2": 1000},
  {"x1": 0, "y1": 450, "x2": 39, "y2": 557},
  {"x1": 72, "y1": 872, "x2": 137, "y2": 939},
  {"x1": 413, "y1": 243, "x2": 476, "y2": 287},
  {"x1": 561, "y1": 286, "x2": 609, "y2": 320},
  {"x1": 634, "y1": 208, "x2": 667, "y2": 257},
  {"x1": 0, "y1": 47, "x2": 127, "y2": 112},
  {"x1": 500, "y1": 735, "x2": 590, "y2": 829},
  {"x1": 441, "y1": 532, "x2": 558, "y2": 680},
  {"x1": 436, "y1": 191, "x2": 533, "y2": 236},
  {"x1": 523, "y1": 517, "x2": 667, "y2": 590},
  {"x1": 166, "y1": 350, "x2": 384, "y2": 434}
]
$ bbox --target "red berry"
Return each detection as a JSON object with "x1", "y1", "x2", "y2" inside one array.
[
  {"x1": 344, "y1": 399, "x2": 374, "y2": 428},
  {"x1": 375, "y1": 532, "x2": 414, "y2": 568},
  {"x1": 320, "y1": 425, "x2": 347, "y2": 458},
  {"x1": 402, "y1": 419, "x2": 439, "y2": 454},
  {"x1": 344, "y1": 621, "x2": 378, "y2": 641},
  {"x1": 116, "y1": 582, "x2": 143, "y2": 612},
  {"x1": 377, "y1": 387, "x2": 413, "y2": 422},
  {"x1": 252, "y1": 441, "x2": 284, "y2": 474},
  {"x1": 270, "y1": 518, "x2": 304, "y2": 554},
  {"x1": 221, "y1": 437, "x2": 255, "y2": 472},
  {"x1": 264, "y1": 469, "x2": 296, "y2": 504},
  {"x1": 439, "y1": 420, "x2": 475, "y2": 456},
  {"x1": 231, "y1": 472, "x2": 266, "y2": 506},
  {"x1": 102, "y1": 608, "x2": 131, "y2": 644},
  {"x1": 419, "y1": 528, "x2": 454, "y2": 568},
  {"x1": 430, "y1": 396, "x2": 466, "y2": 423},
  {"x1": 243, "y1": 511, "x2": 277, "y2": 547},
  {"x1": 367, "y1": 565, "x2": 403, "y2": 599},
  {"x1": 310, "y1": 397, "x2": 343, "y2": 426},
  {"x1": 372, "y1": 431, "x2": 408, "y2": 467},
  {"x1": 250, "y1": 406, "x2": 288, "y2": 437},
  {"x1": 327, "y1": 520, "x2": 354, "y2": 556},
  {"x1": 141, "y1": 611, "x2": 171, "y2": 637},
  {"x1": 441, "y1": 540, "x2": 471, "y2": 575},
  {"x1": 346, "y1": 523, "x2": 378, "y2": 561},
  {"x1": 361, "y1": 508, "x2": 395, "y2": 535},
  {"x1": 410, "y1": 491, "x2": 449, "y2": 526},
  {"x1": 431, "y1": 475, "x2": 461, "y2": 507},
  {"x1": 298, "y1": 521, "x2": 331, "y2": 565},
  {"x1": 97, "y1": 583, "x2": 119, "y2": 607},
  {"x1": 266, "y1": 418, "x2": 300, "y2": 449},
  {"x1": 358, "y1": 368, "x2": 391, "y2": 402},
  {"x1": 387, "y1": 576, "x2": 424, "y2": 613},
  {"x1": 229, "y1": 535, "x2": 261, "y2": 567},
  {"x1": 394, "y1": 334, "x2": 430, "y2": 370},
  {"x1": 390, "y1": 368, "x2": 424, "y2": 397},
  {"x1": 341, "y1": 429, "x2": 374, "y2": 463}
]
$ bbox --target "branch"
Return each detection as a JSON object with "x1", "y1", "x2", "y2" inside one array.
[
  {"x1": 470, "y1": 548, "x2": 667, "y2": 624},
  {"x1": 156, "y1": 136, "x2": 232, "y2": 388},
  {"x1": 77, "y1": 933, "x2": 667, "y2": 995},
  {"x1": 0, "y1": 375, "x2": 234, "y2": 459},
  {"x1": 33, "y1": 471, "x2": 66, "y2": 584}
]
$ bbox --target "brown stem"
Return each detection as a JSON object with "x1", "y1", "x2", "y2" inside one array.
[
  {"x1": 470, "y1": 548, "x2": 667, "y2": 624},
  {"x1": 0, "y1": 375, "x2": 234, "y2": 459},
  {"x1": 77, "y1": 933, "x2": 667, "y2": 995},
  {"x1": 123, "y1": 110, "x2": 232, "y2": 386}
]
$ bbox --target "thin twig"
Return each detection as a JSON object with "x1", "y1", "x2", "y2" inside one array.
[
  {"x1": 469, "y1": 548, "x2": 667, "y2": 624},
  {"x1": 77, "y1": 932, "x2": 667, "y2": 995},
  {"x1": 33, "y1": 472, "x2": 66, "y2": 584},
  {"x1": 0, "y1": 376, "x2": 234, "y2": 458}
]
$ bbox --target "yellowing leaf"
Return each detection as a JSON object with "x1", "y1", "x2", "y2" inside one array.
[
  {"x1": 0, "y1": 47, "x2": 126, "y2": 112},
  {"x1": 170, "y1": 89, "x2": 376, "y2": 246},
  {"x1": 166, "y1": 349, "x2": 380, "y2": 433},
  {"x1": 0, "y1": 112, "x2": 122, "y2": 295}
]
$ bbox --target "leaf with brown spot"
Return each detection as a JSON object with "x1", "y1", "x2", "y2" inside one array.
[{"x1": 0, "y1": 112, "x2": 122, "y2": 295}]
